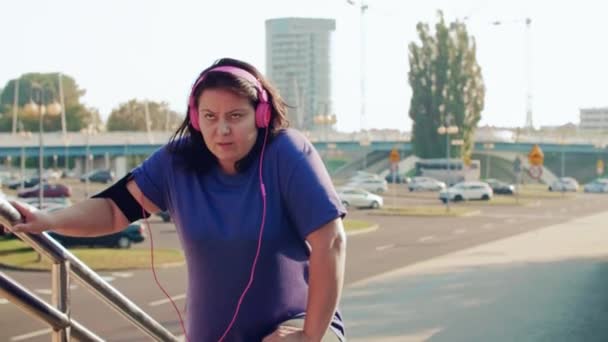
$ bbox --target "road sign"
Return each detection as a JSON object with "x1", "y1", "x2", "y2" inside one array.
[
  {"x1": 528, "y1": 165, "x2": 543, "y2": 180},
  {"x1": 389, "y1": 148, "x2": 400, "y2": 163},
  {"x1": 528, "y1": 144, "x2": 544, "y2": 166},
  {"x1": 597, "y1": 159, "x2": 604, "y2": 176}
]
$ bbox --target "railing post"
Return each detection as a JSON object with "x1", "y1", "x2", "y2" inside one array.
[{"x1": 52, "y1": 260, "x2": 70, "y2": 342}]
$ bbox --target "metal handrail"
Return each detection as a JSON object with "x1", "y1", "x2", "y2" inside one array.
[{"x1": 0, "y1": 198, "x2": 179, "y2": 341}]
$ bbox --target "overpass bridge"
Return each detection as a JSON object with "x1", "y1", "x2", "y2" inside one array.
[{"x1": 0, "y1": 131, "x2": 606, "y2": 182}]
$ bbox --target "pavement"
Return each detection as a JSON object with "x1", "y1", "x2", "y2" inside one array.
[{"x1": 341, "y1": 210, "x2": 608, "y2": 342}]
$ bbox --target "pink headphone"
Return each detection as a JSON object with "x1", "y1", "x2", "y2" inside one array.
[{"x1": 188, "y1": 65, "x2": 271, "y2": 130}]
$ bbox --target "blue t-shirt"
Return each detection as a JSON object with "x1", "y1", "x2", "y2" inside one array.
[{"x1": 131, "y1": 128, "x2": 347, "y2": 341}]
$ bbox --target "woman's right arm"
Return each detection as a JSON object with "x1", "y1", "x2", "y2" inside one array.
[{"x1": 10, "y1": 180, "x2": 160, "y2": 237}]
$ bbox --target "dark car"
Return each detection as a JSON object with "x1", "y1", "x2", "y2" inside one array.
[
  {"x1": 157, "y1": 210, "x2": 171, "y2": 222},
  {"x1": 385, "y1": 172, "x2": 411, "y2": 184},
  {"x1": 80, "y1": 169, "x2": 115, "y2": 184},
  {"x1": 485, "y1": 179, "x2": 515, "y2": 195},
  {"x1": 49, "y1": 221, "x2": 145, "y2": 249},
  {"x1": 6, "y1": 177, "x2": 42, "y2": 190},
  {"x1": 17, "y1": 183, "x2": 72, "y2": 198}
]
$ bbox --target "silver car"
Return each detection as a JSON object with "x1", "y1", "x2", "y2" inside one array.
[
  {"x1": 337, "y1": 188, "x2": 383, "y2": 209},
  {"x1": 408, "y1": 177, "x2": 446, "y2": 192},
  {"x1": 583, "y1": 178, "x2": 608, "y2": 193}
]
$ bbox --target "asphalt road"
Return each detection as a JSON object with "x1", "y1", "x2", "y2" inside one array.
[{"x1": 1, "y1": 190, "x2": 607, "y2": 341}]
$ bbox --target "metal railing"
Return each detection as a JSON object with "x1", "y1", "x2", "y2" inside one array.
[{"x1": 0, "y1": 198, "x2": 180, "y2": 341}]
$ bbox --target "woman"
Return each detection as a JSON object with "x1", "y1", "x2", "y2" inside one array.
[{"x1": 10, "y1": 58, "x2": 347, "y2": 342}]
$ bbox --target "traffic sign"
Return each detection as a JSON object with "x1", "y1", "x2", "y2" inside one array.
[
  {"x1": 389, "y1": 148, "x2": 400, "y2": 163},
  {"x1": 528, "y1": 144, "x2": 544, "y2": 166},
  {"x1": 597, "y1": 159, "x2": 604, "y2": 176},
  {"x1": 528, "y1": 165, "x2": 543, "y2": 180}
]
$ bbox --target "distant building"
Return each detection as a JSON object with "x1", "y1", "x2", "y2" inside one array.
[
  {"x1": 265, "y1": 17, "x2": 336, "y2": 131},
  {"x1": 579, "y1": 107, "x2": 608, "y2": 131}
]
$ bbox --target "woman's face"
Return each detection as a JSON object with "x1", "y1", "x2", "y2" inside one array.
[{"x1": 197, "y1": 88, "x2": 258, "y2": 174}]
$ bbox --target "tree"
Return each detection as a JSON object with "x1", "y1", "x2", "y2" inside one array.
[
  {"x1": 106, "y1": 99, "x2": 182, "y2": 131},
  {"x1": 408, "y1": 11, "x2": 485, "y2": 160},
  {"x1": 0, "y1": 73, "x2": 95, "y2": 132}
]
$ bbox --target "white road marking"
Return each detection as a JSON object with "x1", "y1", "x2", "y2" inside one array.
[
  {"x1": 11, "y1": 328, "x2": 51, "y2": 341},
  {"x1": 482, "y1": 223, "x2": 494, "y2": 230},
  {"x1": 0, "y1": 298, "x2": 9, "y2": 304},
  {"x1": 34, "y1": 289, "x2": 52, "y2": 295},
  {"x1": 149, "y1": 293, "x2": 187, "y2": 307},
  {"x1": 100, "y1": 276, "x2": 115, "y2": 282},
  {"x1": 418, "y1": 236, "x2": 434, "y2": 243},
  {"x1": 111, "y1": 272, "x2": 133, "y2": 278},
  {"x1": 375, "y1": 244, "x2": 395, "y2": 251},
  {"x1": 453, "y1": 229, "x2": 467, "y2": 234},
  {"x1": 504, "y1": 218, "x2": 518, "y2": 224}
]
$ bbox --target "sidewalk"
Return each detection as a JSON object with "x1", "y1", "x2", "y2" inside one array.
[{"x1": 341, "y1": 210, "x2": 608, "y2": 342}]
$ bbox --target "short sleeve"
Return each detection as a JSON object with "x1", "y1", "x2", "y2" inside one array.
[
  {"x1": 280, "y1": 139, "x2": 347, "y2": 240},
  {"x1": 130, "y1": 146, "x2": 169, "y2": 211}
]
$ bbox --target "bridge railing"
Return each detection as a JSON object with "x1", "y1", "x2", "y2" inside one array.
[{"x1": 0, "y1": 198, "x2": 180, "y2": 342}]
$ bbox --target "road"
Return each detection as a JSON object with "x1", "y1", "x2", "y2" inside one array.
[{"x1": 1, "y1": 190, "x2": 607, "y2": 341}]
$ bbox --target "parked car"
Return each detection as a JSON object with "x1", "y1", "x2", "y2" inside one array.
[
  {"x1": 6, "y1": 177, "x2": 42, "y2": 190},
  {"x1": 583, "y1": 178, "x2": 608, "y2": 193},
  {"x1": 484, "y1": 178, "x2": 516, "y2": 195},
  {"x1": 17, "y1": 183, "x2": 72, "y2": 198},
  {"x1": 81, "y1": 169, "x2": 115, "y2": 184},
  {"x1": 157, "y1": 210, "x2": 171, "y2": 222},
  {"x1": 337, "y1": 187, "x2": 383, "y2": 209},
  {"x1": 345, "y1": 178, "x2": 388, "y2": 193},
  {"x1": 408, "y1": 177, "x2": 446, "y2": 192},
  {"x1": 439, "y1": 181, "x2": 493, "y2": 202},
  {"x1": 385, "y1": 172, "x2": 410, "y2": 184},
  {"x1": 548, "y1": 177, "x2": 579, "y2": 192},
  {"x1": 48, "y1": 221, "x2": 146, "y2": 249}
]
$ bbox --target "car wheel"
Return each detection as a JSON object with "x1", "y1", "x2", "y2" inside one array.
[
  {"x1": 117, "y1": 237, "x2": 131, "y2": 249},
  {"x1": 409, "y1": 187, "x2": 414, "y2": 192},
  {"x1": 341, "y1": 201, "x2": 349, "y2": 209},
  {"x1": 370, "y1": 201, "x2": 380, "y2": 209},
  {"x1": 481, "y1": 194, "x2": 490, "y2": 200},
  {"x1": 548, "y1": 187, "x2": 553, "y2": 192},
  {"x1": 454, "y1": 195, "x2": 463, "y2": 202}
]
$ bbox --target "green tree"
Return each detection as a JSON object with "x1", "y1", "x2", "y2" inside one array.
[
  {"x1": 408, "y1": 11, "x2": 485, "y2": 160},
  {"x1": 106, "y1": 99, "x2": 182, "y2": 131},
  {"x1": 0, "y1": 73, "x2": 95, "y2": 132}
]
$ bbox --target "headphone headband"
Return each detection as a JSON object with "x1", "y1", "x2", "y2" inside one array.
[{"x1": 188, "y1": 66, "x2": 271, "y2": 130}]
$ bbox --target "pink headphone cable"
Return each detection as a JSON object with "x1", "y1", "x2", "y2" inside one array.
[
  {"x1": 217, "y1": 125, "x2": 270, "y2": 341},
  {"x1": 141, "y1": 202, "x2": 190, "y2": 342}
]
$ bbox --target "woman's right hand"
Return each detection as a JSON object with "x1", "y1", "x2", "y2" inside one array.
[{"x1": 8, "y1": 201, "x2": 55, "y2": 234}]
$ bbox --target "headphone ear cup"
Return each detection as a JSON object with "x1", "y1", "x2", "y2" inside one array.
[
  {"x1": 256, "y1": 102, "x2": 271, "y2": 128},
  {"x1": 189, "y1": 106, "x2": 200, "y2": 131}
]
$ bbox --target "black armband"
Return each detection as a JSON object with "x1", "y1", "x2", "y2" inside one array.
[{"x1": 92, "y1": 173, "x2": 151, "y2": 222}]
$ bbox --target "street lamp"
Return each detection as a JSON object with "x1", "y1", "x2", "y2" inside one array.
[
  {"x1": 437, "y1": 122, "x2": 459, "y2": 212},
  {"x1": 17, "y1": 121, "x2": 32, "y2": 189},
  {"x1": 82, "y1": 124, "x2": 97, "y2": 198},
  {"x1": 23, "y1": 83, "x2": 62, "y2": 208}
]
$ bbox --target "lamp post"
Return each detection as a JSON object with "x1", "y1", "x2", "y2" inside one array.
[
  {"x1": 438, "y1": 122, "x2": 459, "y2": 212},
  {"x1": 17, "y1": 121, "x2": 32, "y2": 189},
  {"x1": 82, "y1": 124, "x2": 97, "y2": 198},
  {"x1": 483, "y1": 143, "x2": 495, "y2": 178},
  {"x1": 24, "y1": 83, "x2": 62, "y2": 208}
]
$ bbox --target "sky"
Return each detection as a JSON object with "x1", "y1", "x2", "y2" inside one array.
[{"x1": 1, "y1": 0, "x2": 607, "y2": 133}]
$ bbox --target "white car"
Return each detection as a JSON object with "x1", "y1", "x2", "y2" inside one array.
[
  {"x1": 337, "y1": 188, "x2": 383, "y2": 209},
  {"x1": 548, "y1": 177, "x2": 579, "y2": 192},
  {"x1": 583, "y1": 178, "x2": 608, "y2": 193},
  {"x1": 408, "y1": 176, "x2": 446, "y2": 192},
  {"x1": 345, "y1": 178, "x2": 388, "y2": 193},
  {"x1": 439, "y1": 181, "x2": 493, "y2": 202}
]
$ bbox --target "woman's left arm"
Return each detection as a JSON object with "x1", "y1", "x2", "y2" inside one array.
[{"x1": 304, "y1": 217, "x2": 347, "y2": 341}]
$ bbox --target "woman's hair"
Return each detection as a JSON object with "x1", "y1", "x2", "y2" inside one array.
[{"x1": 168, "y1": 57, "x2": 289, "y2": 173}]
